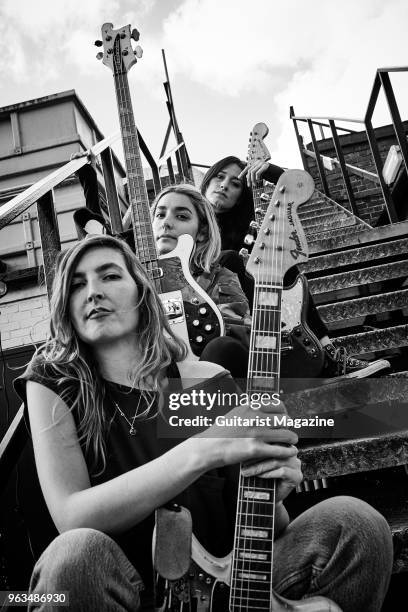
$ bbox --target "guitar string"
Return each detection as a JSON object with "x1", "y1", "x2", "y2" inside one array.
[
  {"x1": 237, "y1": 180, "x2": 260, "y2": 608},
  {"x1": 251, "y1": 178, "x2": 267, "y2": 610},
  {"x1": 245, "y1": 175, "x2": 264, "y2": 609},
  {"x1": 241, "y1": 175, "x2": 260, "y2": 610},
  {"x1": 233, "y1": 176, "x2": 283, "y2": 609},
  {"x1": 119, "y1": 39, "x2": 245, "y2": 606},
  {"x1": 249, "y1": 177, "x2": 282, "y2": 607},
  {"x1": 115, "y1": 44, "x2": 155, "y2": 272}
]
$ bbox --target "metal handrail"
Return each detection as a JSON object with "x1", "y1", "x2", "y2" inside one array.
[
  {"x1": 303, "y1": 149, "x2": 380, "y2": 185},
  {"x1": 291, "y1": 115, "x2": 364, "y2": 126},
  {"x1": 0, "y1": 132, "x2": 120, "y2": 231},
  {"x1": 291, "y1": 66, "x2": 408, "y2": 223}
]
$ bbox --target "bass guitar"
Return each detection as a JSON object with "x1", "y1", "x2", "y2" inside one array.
[
  {"x1": 154, "y1": 170, "x2": 341, "y2": 611},
  {"x1": 245, "y1": 123, "x2": 324, "y2": 379},
  {"x1": 98, "y1": 22, "x2": 224, "y2": 358}
]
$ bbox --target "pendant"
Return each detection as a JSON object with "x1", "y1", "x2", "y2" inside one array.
[{"x1": 129, "y1": 427, "x2": 137, "y2": 436}]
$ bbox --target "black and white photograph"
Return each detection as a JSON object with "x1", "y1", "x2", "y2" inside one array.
[{"x1": 0, "y1": 0, "x2": 408, "y2": 609}]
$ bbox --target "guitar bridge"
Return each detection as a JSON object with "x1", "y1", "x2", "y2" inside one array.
[{"x1": 281, "y1": 331, "x2": 294, "y2": 352}]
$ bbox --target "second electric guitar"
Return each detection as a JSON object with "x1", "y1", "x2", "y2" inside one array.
[
  {"x1": 154, "y1": 170, "x2": 341, "y2": 612},
  {"x1": 245, "y1": 123, "x2": 324, "y2": 379}
]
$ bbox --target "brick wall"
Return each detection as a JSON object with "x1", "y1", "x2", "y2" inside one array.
[
  {"x1": 304, "y1": 121, "x2": 408, "y2": 226},
  {"x1": 0, "y1": 288, "x2": 49, "y2": 350}
]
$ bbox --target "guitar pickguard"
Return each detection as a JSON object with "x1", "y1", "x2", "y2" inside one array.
[
  {"x1": 281, "y1": 275, "x2": 325, "y2": 380},
  {"x1": 159, "y1": 234, "x2": 225, "y2": 359}
]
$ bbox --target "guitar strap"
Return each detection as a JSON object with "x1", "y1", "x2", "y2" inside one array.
[{"x1": 154, "y1": 505, "x2": 192, "y2": 580}]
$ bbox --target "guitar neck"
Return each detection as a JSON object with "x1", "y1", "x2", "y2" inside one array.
[
  {"x1": 248, "y1": 283, "x2": 282, "y2": 385},
  {"x1": 231, "y1": 281, "x2": 282, "y2": 609},
  {"x1": 112, "y1": 59, "x2": 159, "y2": 278},
  {"x1": 231, "y1": 475, "x2": 276, "y2": 610}
]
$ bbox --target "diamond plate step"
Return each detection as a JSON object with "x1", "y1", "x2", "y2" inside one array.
[
  {"x1": 335, "y1": 324, "x2": 408, "y2": 354},
  {"x1": 318, "y1": 290, "x2": 408, "y2": 323},
  {"x1": 304, "y1": 217, "x2": 357, "y2": 234},
  {"x1": 300, "y1": 211, "x2": 354, "y2": 226},
  {"x1": 298, "y1": 428, "x2": 408, "y2": 480},
  {"x1": 301, "y1": 238, "x2": 408, "y2": 274},
  {"x1": 308, "y1": 260, "x2": 408, "y2": 294}
]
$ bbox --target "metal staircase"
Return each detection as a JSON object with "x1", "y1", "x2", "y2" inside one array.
[{"x1": 299, "y1": 188, "x2": 371, "y2": 250}]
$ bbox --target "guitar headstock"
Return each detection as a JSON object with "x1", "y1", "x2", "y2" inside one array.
[
  {"x1": 95, "y1": 23, "x2": 143, "y2": 74},
  {"x1": 246, "y1": 170, "x2": 315, "y2": 283},
  {"x1": 247, "y1": 122, "x2": 271, "y2": 165}
]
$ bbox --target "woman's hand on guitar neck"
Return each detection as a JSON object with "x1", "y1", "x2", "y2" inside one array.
[
  {"x1": 242, "y1": 453, "x2": 303, "y2": 503},
  {"x1": 239, "y1": 159, "x2": 270, "y2": 187},
  {"x1": 195, "y1": 402, "x2": 298, "y2": 473}
]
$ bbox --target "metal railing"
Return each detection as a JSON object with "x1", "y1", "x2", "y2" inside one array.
[{"x1": 291, "y1": 66, "x2": 408, "y2": 223}]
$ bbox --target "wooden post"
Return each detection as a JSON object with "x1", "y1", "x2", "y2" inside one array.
[{"x1": 36, "y1": 190, "x2": 61, "y2": 300}]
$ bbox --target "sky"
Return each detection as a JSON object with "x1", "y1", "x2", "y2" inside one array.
[{"x1": 1, "y1": 0, "x2": 407, "y2": 171}]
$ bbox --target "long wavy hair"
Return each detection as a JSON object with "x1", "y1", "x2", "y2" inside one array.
[
  {"x1": 33, "y1": 235, "x2": 187, "y2": 472},
  {"x1": 200, "y1": 156, "x2": 255, "y2": 252},
  {"x1": 151, "y1": 183, "x2": 221, "y2": 273}
]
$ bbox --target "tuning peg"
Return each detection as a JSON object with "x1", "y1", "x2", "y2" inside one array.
[
  {"x1": 131, "y1": 28, "x2": 140, "y2": 42},
  {"x1": 134, "y1": 45, "x2": 143, "y2": 58},
  {"x1": 239, "y1": 248, "x2": 249, "y2": 262},
  {"x1": 94, "y1": 40, "x2": 103, "y2": 47},
  {"x1": 96, "y1": 52, "x2": 103, "y2": 60}
]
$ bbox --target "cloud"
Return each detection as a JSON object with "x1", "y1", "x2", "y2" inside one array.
[
  {"x1": 159, "y1": 0, "x2": 408, "y2": 166},
  {"x1": 0, "y1": 0, "x2": 158, "y2": 82},
  {"x1": 0, "y1": 22, "x2": 28, "y2": 82},
  {"x1": 271, "y1": 0, "x2": 408, "y2": 166}
]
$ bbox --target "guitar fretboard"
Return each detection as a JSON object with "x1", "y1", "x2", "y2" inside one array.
[
  {"x1": 231, "y1": 476, "x2": 276, "y2": 610},
  {"x1": 230, "y1": 279, "x2": 282, "y2": 610},
  {"x1": 248, "y1": 284, "x2": 282, "y2": 384},
  {"x1": 113, "y1": 39, "x2": 160, "y2": 288}
]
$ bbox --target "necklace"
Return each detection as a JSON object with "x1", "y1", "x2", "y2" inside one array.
[{"x1": 112, "y1": 392, "x2": 155, "y2": 436}]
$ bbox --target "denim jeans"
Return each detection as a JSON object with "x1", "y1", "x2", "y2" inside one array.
[{"x1": 28, "y1": 496, "x2": 392, "y2": 611}]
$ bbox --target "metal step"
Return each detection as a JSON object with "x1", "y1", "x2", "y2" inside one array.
[
  {"x1": 302, "y1": 238, "x2": 408, "y2": 274},
  {"x1": 298, "y1": 429, "x2": 408, "y2": 481},
  {"x1": 307, "y1": 225, "x2": 370, "y2": 249},
  {"x1": 286, "y1": 372, "x2": 408, "y2": 422},
  {"x1": 304, "y1": 217, "x2": 357, "y2": 234},
  {"x1": 300, "y1": 211, "x2": 353, "y2": 226},
  {"x1": 308, "y1": 260, "x2": 408, "y2": 294},
  {"x1": 318, "y1": 290, "x2": 408, "y2": 323},
  {"x1": 335, "y1": 324, "x2": 408, "y2": 354}
]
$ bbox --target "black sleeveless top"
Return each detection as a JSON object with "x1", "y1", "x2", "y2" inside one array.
[{"x1": 14, "y1": 360, "x2": 240, "y2": 597}]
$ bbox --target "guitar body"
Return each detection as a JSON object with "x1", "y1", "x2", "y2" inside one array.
[
  {"x1": 155, "y1": 538, "x2": 341, "y2": 611},
  {"x1": 281, "y1": 275, "x2": 324, "y2": 380},
  {"x1": 158, "y1": 234, "x2": 224, "y2": 358}
]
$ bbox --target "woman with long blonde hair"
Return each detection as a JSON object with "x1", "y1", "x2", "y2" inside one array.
[{"x1": 15, "y1": 234, "x2": 392, "y2": 611}]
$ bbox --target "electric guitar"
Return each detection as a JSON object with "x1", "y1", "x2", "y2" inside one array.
[
  {"x1": 154, "y1": 171, "x2": 341, "y2": 611},
  {"x1": 245, "y1": 123, "x2": 324, "y2": 379},
  {"x1": 98, "y1": 23, "x2": 224, "y2": 358}
]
